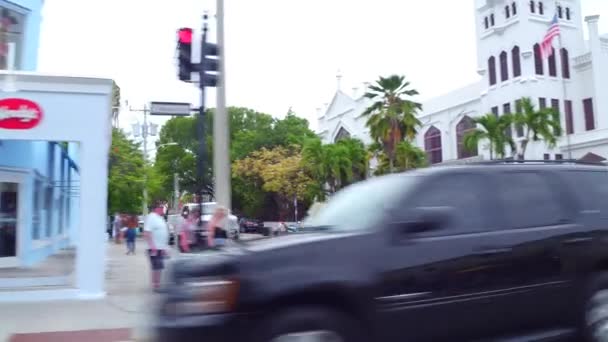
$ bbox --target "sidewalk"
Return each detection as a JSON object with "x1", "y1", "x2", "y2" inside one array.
[{"x1": 0, "y1": 240, "x2": 158, "y2": 342}]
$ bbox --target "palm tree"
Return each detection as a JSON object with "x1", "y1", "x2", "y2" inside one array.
[
  {"x1": 369, "y1": 140, "x2": 426, "y2": 175},
  {"x1": 335, "y1": 138, "x2": 368, "y2": 184},
  {"x1": 394, "y1": 140, "x2": 427, "y2": 171},
  {"x1": 512, "y1": 97, "x2": 562, "y2": 159},
  {"x1": 362, "y1": 75, "x2": 422, "y2": 172},
  {"x1": 302, "y1": 139, "x2": 355, "y2": 198},
  {"x1": 463, "y1": 113, "x2": 515, "y2": 159}
]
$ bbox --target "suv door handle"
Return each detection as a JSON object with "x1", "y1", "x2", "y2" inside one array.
[
  {"x1": 562, "y1": 237, "x2": 592, "y2": 245},
  {"x1": 473, "y1": 246, "x2": 512, "y2": 256}
]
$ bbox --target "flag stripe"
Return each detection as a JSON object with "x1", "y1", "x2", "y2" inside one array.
[{"x1": 540, "y1": 14, "x2": 560, "y2": 59}]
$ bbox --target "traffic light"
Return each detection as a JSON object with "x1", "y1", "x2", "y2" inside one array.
[
  {"x1": 177, "y1": 28, "x2": 193, "y2": 81},
  {"x1": 200, "y1": 41, "x2": 219, "y2": 87}
]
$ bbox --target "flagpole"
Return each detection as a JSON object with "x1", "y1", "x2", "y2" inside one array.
[{"x1": 557, "y1": 25, "x2": 572, "y2": 159}]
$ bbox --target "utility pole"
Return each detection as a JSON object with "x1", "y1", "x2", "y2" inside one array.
[
  {"x1": 214, "y1": 0, "x2": 231, "y2": 209},
  {"x1": 174, "y1": 171, "x2": 180, "y2": 211},
  {"x1": 129, "y1": 104, "x2": 155, "y2": 215}
]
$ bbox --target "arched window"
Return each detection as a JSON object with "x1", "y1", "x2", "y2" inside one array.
[
  {"x1": 557, "y1": 5, "x2": 563, "y2": 18},
  {"x1": 484, "y1": 17, "x2": 489, "y2": 29},
  {"x1": 534, "y1": 43, "x2": 543, "y2": 75},
  {"x1": 512, "y1": 46, "x2": 521, "y2": 77},
  {"x1": 566, "y1": 7, "x2": 571, "y2": 20},
  {"x1": 457, "y1": 116, "x2": 477, "y2": 159},
  {"x1": 529, "y1": 0, "x2": 535, "y2": 13},
  {"x1": 424, "y1": 126, "x2": 442, "y2": 164},
  {"x1": 500, "y1": 51, "x2": 509, "y2": 81},
  {"x1": 538, "y1": 2, "x2": 544, "y2": 15},
  {"x1": 548, "y1": 47, "x2": 557, "y2": 76},
  {"x1": 490, "y1": 13, "x2": 495, "y2": 26},
  {"x1": 334, "y1": 127, "x2": 351, "y2": 143},
  {"x1": 560, "y1": 48, "x2": 570, "y2": 79},
  {"x1": 505, "y1": 5, "x2": 511, "y2": 18},
  {"x1": 488, "y1": 56, "x2": 497, "y2": 86},
  {"x1": 512, "y1": 2, "x2": 517, "y2": 15}
]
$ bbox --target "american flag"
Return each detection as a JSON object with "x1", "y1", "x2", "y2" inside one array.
[{"x1": 541, "y1": 14, "x2": 560, "y2": 59}]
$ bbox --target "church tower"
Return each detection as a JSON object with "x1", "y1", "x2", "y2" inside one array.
[{"x1": 473, "y1": 0, "x2": 586, "y2": 158}]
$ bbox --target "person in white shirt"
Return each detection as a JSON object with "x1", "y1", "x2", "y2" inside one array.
[{"x1": 143, "y1": 203, "x2": 169, "y2": 291}]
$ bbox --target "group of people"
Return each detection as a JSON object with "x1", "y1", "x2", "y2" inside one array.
[{"x1": 141, "y1": 203, "x2": 231, "y2": 291}]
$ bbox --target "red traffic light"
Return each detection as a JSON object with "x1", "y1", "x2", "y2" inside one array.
[{"x1": 178, "y1": 28, "x2": 193, "y2": 44}]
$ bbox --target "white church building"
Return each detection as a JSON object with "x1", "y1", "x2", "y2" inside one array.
[{"x1": 317, "y1": 0, "x2": 608, "y2": 166}]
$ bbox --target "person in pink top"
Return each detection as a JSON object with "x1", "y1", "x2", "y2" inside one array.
[{"x1": 179, "y1": 210, "x2": 199, "y2": 253}]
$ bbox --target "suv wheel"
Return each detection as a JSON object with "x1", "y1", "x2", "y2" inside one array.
[
  {"x1": 258, "y1": 307, "x2": 364, "y2": 342},
  {"x1": 586, "y1": 279, "x2": 608, "y2": 342}
]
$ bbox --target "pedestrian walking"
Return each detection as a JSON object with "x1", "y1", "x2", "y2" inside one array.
[
  {"x1": 206, "y1": 206, "x2": 229, "y2": 248},
  {"x1": 111, "y1": 213, "x2": 121, "y2": 242},
  {"x1": 125, "y1": 215, "x2": 137, "y2": 255},
  {"x1": 143, "y1": 203, "x2": 169, "y2": 291}
]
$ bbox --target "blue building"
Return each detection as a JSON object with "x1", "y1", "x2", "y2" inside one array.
[
  {"x1": 0, "y1": 0, "x2": 81, "y2": 269},
  {"x1": 0, "y1": 141, "x2": 80, "y2": 267}
]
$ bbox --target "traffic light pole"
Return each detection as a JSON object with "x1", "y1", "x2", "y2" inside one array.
[{"x1": 197, "y1": 16, "x2": 209, "y2": 223}]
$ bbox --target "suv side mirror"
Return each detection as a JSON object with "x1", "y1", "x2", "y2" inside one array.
[{"x1": 393, "y1": 206, "x2": 453, "y2": 235}]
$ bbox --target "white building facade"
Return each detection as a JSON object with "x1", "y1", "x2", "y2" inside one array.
[{"x1": 317, "y1": 0, "x2": 608, "y2": 165}]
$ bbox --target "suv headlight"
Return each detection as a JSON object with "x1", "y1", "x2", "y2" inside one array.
[{"x1": 170, "y1": 278, "x2": 240, "y2": 315}]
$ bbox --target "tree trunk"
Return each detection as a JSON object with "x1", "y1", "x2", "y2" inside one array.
[{"x1": 389, "y1": 158, "x2": 395, "y2": 173}]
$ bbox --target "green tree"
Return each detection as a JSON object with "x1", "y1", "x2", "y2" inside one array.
[
  {"x1": 153, "y1": 107, "x2": 318, "y2": 218},
  {"x1": 272, "y1": 108, "x2": 318, "y2": 147},
  {"x1": 233, "y1": 146, "x2": 315, "y2": 220},
  {"x1": 302, "y1": 137, "x2": 368, "y2": 199},
  {"x1": 111, "y1": 81, "x2": 121, "y2": 108},
  {"x1": 108, "y1": 128, "x2": 145, "y2": 214},
  {"x1": 512, "y1": 97, "x2": 562, "y2": 159},
  {"x1": 362, "y1": 75, "x2": 422, "y2": 172},
  {"x1": 370, "y1": 140, "x2": 426, "y2": 175},
  {"x1": 464, "y1": 113, "x2": 515, "y2": 159}
]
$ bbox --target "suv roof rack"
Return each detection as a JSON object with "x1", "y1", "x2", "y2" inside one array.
[{"x1": 470, "y1": 159, "x2": 607, "y2": 166}]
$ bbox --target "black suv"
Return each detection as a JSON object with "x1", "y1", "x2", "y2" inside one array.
[{"x1": 155, "y1": 161, "x2": 608, "y2": 341}]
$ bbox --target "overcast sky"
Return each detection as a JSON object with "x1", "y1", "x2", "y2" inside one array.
[{"x1": 37, "y1": 0, "x2": 608, "y2": 144}]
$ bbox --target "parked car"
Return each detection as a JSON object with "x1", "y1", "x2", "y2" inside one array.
[
  {"x1": 238, "y1": 217, "x2": 264, "y2": 233},
  {"x1": 154, "y1": 161, "x2": 608, "y2": 341},
  {"x1": 166, "y1": 214, "x2": 182, "y2": 246}
]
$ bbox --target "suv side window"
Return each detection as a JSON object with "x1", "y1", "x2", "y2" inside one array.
[
  {"x1": 404, "y1": 173, "x2": 488, "y2": 236},
  {"x1": 561, "y1": 170, "x2": 608, "y2": 217},
  {"x1": 495, "y1": 171, "x2": 564, "y2": 229}
]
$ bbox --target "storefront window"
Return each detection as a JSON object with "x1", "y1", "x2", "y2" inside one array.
[
  {"x1": 32, "y1": 178, "x2": 41, "y2": 239},
  {"x1": 0, "y1": 6, "x2": 25, "y2": 69}
]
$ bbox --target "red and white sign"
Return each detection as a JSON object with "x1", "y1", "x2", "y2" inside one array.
[{"x1": 0, "y1": 98, "x2": 43, "y2": 130}]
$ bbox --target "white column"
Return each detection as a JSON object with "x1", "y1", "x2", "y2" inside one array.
[
  {"x1": 585, "y1": 15, "x2": 607, "y2": 129},
  {"x1": 75, "y1": 139, "x2": 109, "y2": 298}
]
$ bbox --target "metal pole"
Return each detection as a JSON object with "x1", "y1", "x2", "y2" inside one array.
[
  {"x1": 174, "y1": 171, "x2": 179, "y2": 211},
  {"x1": 197, "y1": 16, "x2": 209, "y2": 223},
  {"x1": 214, "y1": 0, "x2": 231, "y2": 209},
  {"x1": 557, "y1": 34, "x2": 572, "y2": 160},
  {"x1": 142, "y1": 104, "x2": 149, "y2": 216}
]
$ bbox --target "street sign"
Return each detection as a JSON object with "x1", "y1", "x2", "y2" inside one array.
[{"x1": 149, "y1": 102, "x2": 192, "y2": 116}]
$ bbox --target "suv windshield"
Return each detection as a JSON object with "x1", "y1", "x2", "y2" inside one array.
[{"x1": 303, "y1": 174, "x2": 416, "y2": 231}]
